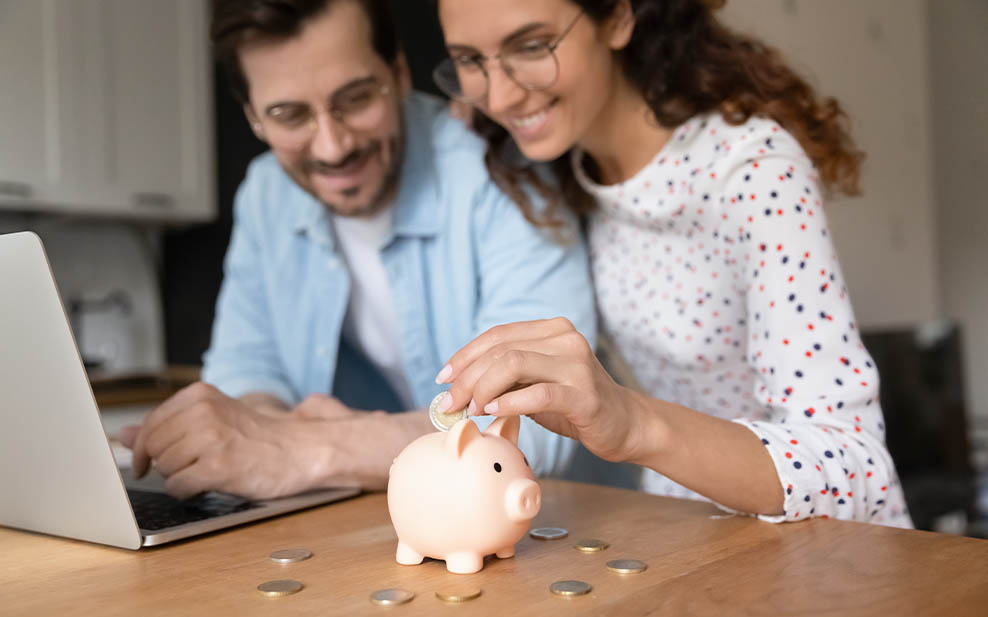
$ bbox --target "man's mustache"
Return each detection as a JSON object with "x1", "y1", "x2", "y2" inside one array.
[{"x1": 304, "y1": 142, "x2": 381, "y2": 174}]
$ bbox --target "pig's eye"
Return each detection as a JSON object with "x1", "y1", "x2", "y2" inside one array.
[
  {"x1": 493, "y1": 462, "x2": 502, "y2": 473},
  {"x1": 523, "y1": 456, "x2": 530, "y2": 467}
]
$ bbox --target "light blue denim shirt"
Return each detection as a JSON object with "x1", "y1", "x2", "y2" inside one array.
[{"x1": 202, "y1": 92, "x2": 596, "y2": 476}]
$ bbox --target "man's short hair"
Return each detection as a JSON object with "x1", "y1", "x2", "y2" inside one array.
[{"x1": 211, "y1": 0, "x2": 400, "y2": 103}]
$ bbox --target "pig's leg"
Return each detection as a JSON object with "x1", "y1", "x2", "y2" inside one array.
[
  {"x1": 495, "y1": 545, "x2": 515, "y2": 559},
  {"x1": 395, "y1": 541, "x2": 424, "y2": 565},
  {"x1": 445, "y1": 552, "x2": 483, "y2": 574}
]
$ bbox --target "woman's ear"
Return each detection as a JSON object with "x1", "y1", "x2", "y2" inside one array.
[{"x1": 606, "y1": 0, "x2": 635, "y2": 50}]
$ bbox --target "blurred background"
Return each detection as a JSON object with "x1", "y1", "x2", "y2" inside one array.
[{"x1": 0, "y1": 0, "x2": 985, "y2": 535}]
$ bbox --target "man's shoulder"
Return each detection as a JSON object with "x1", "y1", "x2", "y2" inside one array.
[{"x1": 405, "y1": 92, "x2": 490, "y2": 178}]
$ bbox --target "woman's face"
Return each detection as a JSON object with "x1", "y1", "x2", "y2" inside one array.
[{"x1": 438, "y1": 0, "x2": 629, "y2": 161}]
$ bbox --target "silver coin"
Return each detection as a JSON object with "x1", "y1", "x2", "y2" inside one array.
[
  {"x1": 269, "y1": 548, "x2": 312, "y2": 564},
  {"x1": 549, "y1": 580, "x2": 592, "y2": 597},
  {"x1": 369, "y1": 588, "x2": 415, "y2": 606},
  {"x1": 257, "y1": 579, "x2": 303, "y2": 597},
  {"x1": 429, "y1": 391, "x2": 468, "y2": 432},
  {"x1": 530, "y1": 527, "x2": 569, "y2": 540},
  {"x1": 606, "y1": 559, "x2": 648, "y2": 574}
]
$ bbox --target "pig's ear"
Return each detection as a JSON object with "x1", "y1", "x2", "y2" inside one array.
[
  {"x1": 445, "y1": 418, "x2": 482, "y2": 459},
  {"x1": 484, "y1": 416, "x2": 520, "y2": 446}
]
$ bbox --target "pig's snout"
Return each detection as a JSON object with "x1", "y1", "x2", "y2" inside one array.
[{"x1": 505, "y1": 479, "x2": 541, "y2": 522}]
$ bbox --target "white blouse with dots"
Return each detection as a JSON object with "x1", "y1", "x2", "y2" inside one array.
[{"x1": 573, "y1": 112, "x2": 912, "y2": 528}]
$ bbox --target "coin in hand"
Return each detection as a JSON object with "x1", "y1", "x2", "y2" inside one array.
[{"x1": 429, "y1": 391, "x2": 468, "y2": 432}]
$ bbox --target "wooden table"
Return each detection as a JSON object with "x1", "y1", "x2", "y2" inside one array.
[{"x1": 2, "y1": 480, "x2": 986, "y2": 616}]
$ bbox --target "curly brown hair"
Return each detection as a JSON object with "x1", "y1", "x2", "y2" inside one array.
[{"x1": 466, "y1": 0, "x2": 864, "y2": 225}]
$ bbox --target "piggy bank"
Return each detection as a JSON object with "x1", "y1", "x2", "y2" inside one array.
[{"x1": 387, "y1": 416, "x2": 541, "y2": 574}]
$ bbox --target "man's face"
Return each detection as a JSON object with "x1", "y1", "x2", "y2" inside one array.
[{"x1": 240, "y1": 0, "x2": 407, "y2": 217}]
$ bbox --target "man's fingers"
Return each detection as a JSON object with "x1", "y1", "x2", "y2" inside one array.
[
  {"x1": 438, "y1": 318, "x2": 575, "y2": 386},
  {"x1": 130, "y1": 382, "x2": 220, "y2": 477},
  {"x1": 153, "y1": 436, "x2": 203, "y2": 478},
  {"x1": 119, "y1": 425, "x2": 140, "y2": 448},
  {"x1": 163, "y1": 464, "x2": 214, "y2": 500}
]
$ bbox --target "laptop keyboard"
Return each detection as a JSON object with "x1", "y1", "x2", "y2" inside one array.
[{"x1": 128, "y1": 489, "x2": 260, "y2": 531}]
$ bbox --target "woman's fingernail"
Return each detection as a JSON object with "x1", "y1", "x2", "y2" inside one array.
[
  {"x1": 435, "y1": 364, "x2": 452, "y2": 384},
  {"x1": 484, "y1": 400, "x2": 499, "y2": 415},
  {"x1": 438, "y1": 392, "x2": 452, "y2": 412},
  {"x1": 468, "y1": 399, "x2": 477, "y2": 415}
]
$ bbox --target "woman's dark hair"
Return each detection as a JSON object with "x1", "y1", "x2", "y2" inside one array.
[
  {"x1": 469, "y1": 0, "x2": 864, "y2": 224},
  {"x1": 212, "y1": 0, "x2": 399, "y2": 104}
]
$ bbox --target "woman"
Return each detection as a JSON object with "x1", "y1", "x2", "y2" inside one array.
[{"x1": 431, "y1": 0, "x2": 911, "y2": 527}]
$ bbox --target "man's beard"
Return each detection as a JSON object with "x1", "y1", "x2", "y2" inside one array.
[{"x1": 304, "y1": 127, "x2": 405, "y2": 219}]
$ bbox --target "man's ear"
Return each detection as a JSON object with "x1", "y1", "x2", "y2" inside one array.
[
  {"x1": 393, "y1": 52, "x2": 413, "y2": 98},
  {"x1": 606, "y1": 0, "x2": 635, "y2": 51},
  {"x1": 243, "y1": 103, "x2": 265, "y2": 141}
]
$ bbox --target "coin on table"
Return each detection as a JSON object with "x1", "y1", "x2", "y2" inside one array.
[
  {"x1": 550, "y1": 580, "x2": 593, "y2": 597},
  {"x1": 257, "y1": 579, "x2": 304, "y2": 597},
  {"x1": 573, "y1": 538, "x2": 610, "y2": 552},
  {"x1": 607, "y1": 559, "x2": 648, "y2": 574},
  {"x1": 435, "y1": 586, "x2": 482, "y2": 603},
  {"x1": 369, "y1": 588, "x2": 416, "y2": 606},
  {"x1": 429, "y1": 391, "x2": 468, "y2": 432},
  {"x1": 530, "y1": 527, "x2": 569, "y2": 540},
  {"x1": 269, "y1": 548, "x2": 312, "y2": 564}
]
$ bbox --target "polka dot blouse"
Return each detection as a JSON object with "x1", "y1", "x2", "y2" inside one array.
[{"x1": 573, "y1": 112, "x2": 912, "y2": 528}]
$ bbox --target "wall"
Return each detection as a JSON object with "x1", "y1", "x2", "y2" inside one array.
[
  {"x1": 720, "y1": 0, "x2": 940, "y2": 328},
  {"x1": 719, "y1": 0, "x2": 986, "y2": 427},
  {"x1": 0, "y1": 216, "x2": 165, "y2": 375},
  {"x1": 927, "y1": 0, "x2": 988, "y2": 429}
]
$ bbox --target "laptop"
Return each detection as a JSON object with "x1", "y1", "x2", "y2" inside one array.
[{"x1": 0, "y1": 231, "x2": 359, "y2": 549}]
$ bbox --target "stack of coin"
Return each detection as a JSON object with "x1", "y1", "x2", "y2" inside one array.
[
  {"x1": 573, "y1": 538, "x2": 610, "y2": 552},
  {"x1": 257, "y1": 579, "x2": 304, "y2": 597},
  {"x1": 550, "y1": 580, "x2": 592, "y2": 597},
  {"x1": 606, "y1": 559, "x2": 648, "y2": 574},
  {"x1": 269, "y1": 548, "x2": 312, "y2": 564},
  {"x1": 369, "y1": 589, "x2": 415, "y2": 606},
  {"x1": 530, "y1": 527, "x2": 569, "y2": 540},
  {"x1": 435, "y1": 587, "x2": 482, "y2": 603},
  {"x1": 429, "y1": 392, "x2": 468, "y2": 431}
]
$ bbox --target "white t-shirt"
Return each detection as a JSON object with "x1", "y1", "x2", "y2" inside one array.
[
  {"x1": 332, "y1": 208, "x2": 416, "y2": 409},
  {"x1": 573, "y1": 112, "x2": 911, "y2": 528}
]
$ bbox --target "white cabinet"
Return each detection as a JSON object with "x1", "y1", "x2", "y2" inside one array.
[{"x1": 0, "y1": 0, "x2": 215, "y2": 222}]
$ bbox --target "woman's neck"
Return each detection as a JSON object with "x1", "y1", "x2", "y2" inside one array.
[{"x1": 578, "y1": 72, "x2": 676, "y2": 186}]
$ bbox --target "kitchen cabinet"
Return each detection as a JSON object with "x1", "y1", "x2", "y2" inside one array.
[{"x1": 0, "y1": 0, "x2": 215, "y2": 222}]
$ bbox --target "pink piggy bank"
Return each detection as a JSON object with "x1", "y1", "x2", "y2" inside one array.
[{"x1": 387, "y1": 416, "x2": 541, "y2": 574}]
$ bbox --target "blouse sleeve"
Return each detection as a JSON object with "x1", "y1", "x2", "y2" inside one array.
[{"x1": 717, "y1": 123, "x2": 907, "y2": 525}]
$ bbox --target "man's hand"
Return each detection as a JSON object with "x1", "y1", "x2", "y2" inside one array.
[{"x1": 120, "y1": 383, "x2": 433, "y2": 500}]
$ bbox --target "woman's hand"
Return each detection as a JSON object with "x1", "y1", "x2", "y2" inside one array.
[{"x1": 436, "y1": 317, "x2": 649, "y2": 463}]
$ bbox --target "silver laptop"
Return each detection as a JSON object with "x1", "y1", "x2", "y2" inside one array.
[{"x1": 0, "y1": 231, "x2": 359, "y2": 549}]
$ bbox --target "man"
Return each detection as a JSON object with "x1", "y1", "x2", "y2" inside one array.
[{"x1": 120, "y1": 0, "x2": 595, "y2": 500}]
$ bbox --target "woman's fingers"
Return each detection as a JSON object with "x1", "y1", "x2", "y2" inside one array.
[
  {"x1": 436, "y1": 317, "x2": 576, "y2": 386},
  {"x1": 443, "y1": 328, "x2": 592, "y2": 412}
]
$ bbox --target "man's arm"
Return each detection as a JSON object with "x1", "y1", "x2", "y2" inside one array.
[{"x1": 466, "y1": 178, "x2": 598, "y2": 476}]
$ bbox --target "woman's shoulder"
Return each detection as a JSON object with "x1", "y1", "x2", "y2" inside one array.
[{"x1": 671, "y1": 112, "x2": 809, "y2": 166}]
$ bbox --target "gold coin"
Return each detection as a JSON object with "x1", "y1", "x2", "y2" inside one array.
[
  {"x1": 369, "y1": 588, "x2": 415, "y2": 606},
  {"x1": 257, "y1": 579, "x2": 303, "y2": 597},
  {"x1": 269, "y1": 548, "x2": 312, "y2": 564},
  {"x1": 607, "y1": 559, "x2": 648, "y2": 574},
  {"x1": 435, "y1": 587, "x2": 482, "y2": 603},
  {"x1": 549, "y1": 580, "x2": 592, "y2": 597},
  {"x1": 573, "y1": 538, "x2": 610, "y2": 552},
  {"x1": 530, "y1": 527, "x2": 569, "y2": 540},
  {"x1": 429, "y1": 392, "x2": 468, "y2": 432}
]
